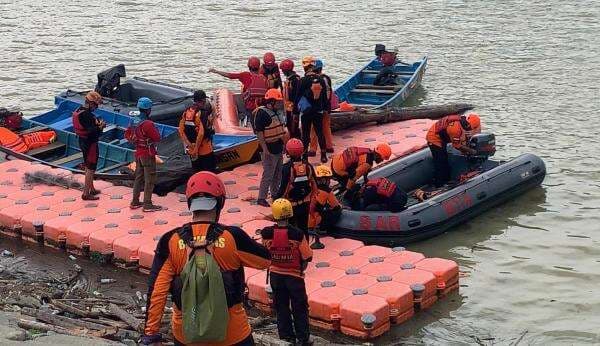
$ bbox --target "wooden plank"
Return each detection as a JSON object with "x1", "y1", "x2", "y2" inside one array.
[
  {"x1": 97, "y1": 161, "x2": 130, "y2": 173},
  {"x1": 355, "y1": 84, "x2": 400, "y2": 90},
  {"x1": 350, "y1": 88, "x2": 396, "y2": 94},
  {"x1": 361, "y1": 70, "x2": 414, "y2": 75},
  {"x1": 26, "y1": 142, "x2": 65, "y2": 157},
  {"x1": 108, "y1": 303, "x2": 142, "y2": 332},
  {"x1": 19, "y1": 126, "x2": 48, "y2": 135},
  {"x1": 51, "y1": 153, "x2": 81, "y2": 166}
]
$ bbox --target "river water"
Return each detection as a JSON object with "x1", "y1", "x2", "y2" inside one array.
[{"x1": 1, "y1": 0, "x2": 599, "y2": 344}]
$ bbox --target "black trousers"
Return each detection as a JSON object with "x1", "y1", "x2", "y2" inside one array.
[
  {"x1": 300, "y1": 110, "x2": 326, "y2": 153},
  {"x1": 191, "y1": 152, "x2": 217, "y2": 173},
  {"x1": 429, "y1": 143, "x2": 451, "y2": 187},
  {"x1": 290, "y1": 202, "x2": 309, "y2": 236},
  {"x1": 270, "y1": 272, "x2": 310, "y2": 343},
  {"x1": 286, "y1": 111, "x2": 301, "y2": 139}
]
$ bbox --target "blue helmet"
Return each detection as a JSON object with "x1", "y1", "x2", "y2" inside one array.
[
  {"x1": 314, "y1": 59, "x2": 324, "y2": 69},
  {"x1": 137, "y1": 97, "x2": 153, "y2": 110}
]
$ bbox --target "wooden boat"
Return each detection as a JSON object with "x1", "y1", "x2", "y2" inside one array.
[
  {"x1": 334, "y1": 56, "x2": 427, "y2": 109},
  {"x1": 0, "y1": 102, "x2": 259, "y2": 177},
  {"x1": 55, "y1": 64, "x2": 194, "y2": 126}
]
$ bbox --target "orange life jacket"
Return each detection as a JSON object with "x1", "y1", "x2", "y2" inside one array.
[
  {"x1": 283, "y1": 73, "x2": 299, "y2": 113},
  {"x1": 261, "y1": 65, "x2": 282, "y2": 90},
  {"x1": 284, "y1": 161, "x2": 315, "y2": 203},
  {"x1": 182, "y1": 104, "x2": 214, "y2": 144},
  {"x1": 341, "y1": 147, "x2": 372, "y2": 170},
  {"x1": 251, "y1": 107, "x2": 285, "y2": 143},
  {"x1": 309, "y1": 77, "x2": 323, "y2": 101},
  {"x1": 242, "y1": 73, "x2": 268, "y2": 110},
  {"x1": 426, "y1": 115, "x2": 463, "y2": 147},
  {"x1": 0, "y1": 127, "x2": 28, "y2": 153},
  {"x1": 22, "y1": 130, "x2": 56, "y2": 150},
  {"x1": 72, "y1": 109, "x2": 90, "y2": 138},
  {"x1": 364, "y1": 177, "x2": 396, "y2": 198},
  {"x1": 268, "y1": 227, "x2": 302, "y2": 271}
]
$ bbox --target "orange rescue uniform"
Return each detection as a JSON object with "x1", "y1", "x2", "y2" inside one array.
[
  {"x1": 144, "y1": 223, "x2": 270, "y2": 345},
  {"x1": 308, "y1": 188, "x2": 341, "y2": 229},
  {"x1": 425, "y1": 115, "x2": 466, "y2": 149},
  {"x1": 331, "y1": 147, "x2": 374, "y2": 190}
]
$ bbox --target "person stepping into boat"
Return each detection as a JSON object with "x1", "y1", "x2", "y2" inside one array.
[
  {"x1": 347, "y1": 177, "x2": 408, "y2": 212},
  {"x1": 331, "y1": 143, "x2": 392, "y2": 201},
  {"x1": 252, "y1": 88, "x2": 287, "y2": 208},
  {"x1": 426, "y1": 115, "x2": 478, "y2": 187},
  {"x1": 280, "y1": 58, "x2": 301, "y2": 139},
  {"x1": 260, "y1": 198, "x2": 313, "y2": 345},
  {"x1": 274, "y1": 138, "x2": 317, "y2": 233},
  {"x1": 141, "y1": 172, "x2": 271, "y2": 346},
  {"x1": 129, "y1": 97, "x2": 162, "y2": 212},
  {"x1": 178, "y1": 90, "x2": 216, "y2": 172},
  {"x1": 308, "y1": 165, "x2": 341, "y2": 235},
  {"x1": 209, "y1": 57, "x2": 268, "y2": 126},
  {"x1": 72, "y1": 91, "x2": 105, "y2": 201},
  {"x1": 308, "y1": 59, "x2": 335, "y2": 156},
  {"x1": 260, "y1": 52, "x2": 283, "y2": 90},
  {"x1": 296, "y1": 56, "x2": 329, "y2": 163}
]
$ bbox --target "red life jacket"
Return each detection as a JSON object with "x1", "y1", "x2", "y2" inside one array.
[
  {"x1": 72, "y1": 109, "x2": 90, "y2": 138},
  {"x1": 365, "y1": 177, "x2": 396, "y2": 198},
  {"x1": 432, "y1": 115, "x2": 462, "y2": 135},
  {"x1": 284, "y1": 162, "x2": 314, "y2": 202},
  {"x1": 341, "y1": 147, "x2": 371, "y2": 170},
  {"x1": 0, "y1": 127, "x2": 28, "y2": 153},
  {"x1": 125, "y1": 120, "x2": 154, "y2": 150},
  {"x1": 242, "y1": 73, "x2": 268, "y2": 110},
  {"x1": 268, "y1": 227, "x2": 301, "y2": 270}
]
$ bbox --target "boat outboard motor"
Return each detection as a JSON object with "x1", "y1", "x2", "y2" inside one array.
[
  {"x1": 469, "y1": 133, "x2": 496, "y2": 160},
  {"x1": 95, "y1": 64, "x2": 126, "y2": 98}
]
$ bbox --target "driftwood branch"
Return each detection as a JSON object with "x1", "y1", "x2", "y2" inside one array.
[
  {"x1": 329, "y1": 103, "x2": 474, "y2": 132},
  {"x1": 108, "y1": 303, "x2": 142, "y2": 332},
  {"x1": 52, "y1": 299, "x2": 99, "y2": 318}
]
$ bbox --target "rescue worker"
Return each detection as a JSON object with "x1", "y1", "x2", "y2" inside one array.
[
  {"x1": 142, "y1": 171, "x2": 271, "y2": 346},
  {"x1": 252, "y1": 88, "x2": 287, "y2": 207},
  {"x1": 308, "y1": 165, "x2": 342, "y2": 233},
  {"x1": 260, "y1": 52, "x2": 282, "y2": 90},
  {"x1": 331, "y1": 143, "x2": 392, "y2": 200},
  {"x1": 374, "y1": 51, "x2": 398, "y2": 86},
  {"x1": 260, "y1": 198, "x2": 313, "y2": 345},
  {"x1": 465, "y1": 113, "x2": 482, "y2": 136},
  {"x1": 274, "y1": 138, "x2": 317, "y2": 233},
  {"x1": 426, "y1": 115, "x2": 477, "y2": 187},
  {"x1": 209, "y1": 57, "x2": 268, "y2": 125},
  {"x1": 280, "y1": 58, "x2": 301, "y2": 139},
  {"x1": 308, "y1": 59, "x2": 334, "y2": 155},
  {"x1": 72, "y1": 91, "x2": 105, "y2": 200},
  {"x1": 130, "y1": 97, "x2": 162, "y2": 212},
  {"x1": 349, "y1": 177, "x2": 408, "y2": 212},
  {"x1": 296, "y1": 56, "x2": 329, "y2": 163},
  {"x1": 178, "y1": 90, "x2": 216, "y2": 172}
]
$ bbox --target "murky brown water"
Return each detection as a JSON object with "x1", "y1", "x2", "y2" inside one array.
[{"x1": 1, "y1": 0, "x2": 600, "y2": 344}]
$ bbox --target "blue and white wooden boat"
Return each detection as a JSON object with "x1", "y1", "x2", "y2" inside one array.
[{"x1": 334, "y1": 56, "x2": 427, "y2": 109}]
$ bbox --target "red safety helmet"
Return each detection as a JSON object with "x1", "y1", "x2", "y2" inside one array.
[
  {"x1": 279, "y1": 59, "x2": 294, "y2": 72},
  {"x1": 285, "y1": 138, "x2": 304, "y2": 158},
  {"x1": 466, "y1": 113, "x2": 481, "y2": 133},
  {"x1": 263, "y1": 52, "x2": 276, "y2": 67},
  {"x1": 247, "y1": 56, "x2": 261, "y2": 70},
  {"x1": 186, "y1": 171, "x2": 226, "y2": 212}
]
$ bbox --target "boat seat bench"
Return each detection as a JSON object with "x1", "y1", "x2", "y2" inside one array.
[
  {"x1": 51, "y1": 153, "x2": 82, "y2": 166},
  {"x1": 27, "y1": 142, "x2": 66, "y2": 157},
  {"x1": 350, "y1": 88, "x2": 396, "y2": 94},
  {"x1": 354, "y1": 84, "x2": 401, "y2": 91},
  {"x1": 19, "y1": 126, "x2": 48, "y2": 135}
]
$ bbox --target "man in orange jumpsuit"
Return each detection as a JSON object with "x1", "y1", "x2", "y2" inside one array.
[{"x1": 142, "y1": 171, "x2": 271, "y2": 345}]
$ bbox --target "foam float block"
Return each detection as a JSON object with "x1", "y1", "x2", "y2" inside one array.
[
  {"x1": 308, "y1": 285, "x2": 353, "y2": 330},
  {"x1": 392, "y1": 266, "x2": 438, "y2": 309},
  {"x1": 352, "y1": 245, "x2": 393, "y2": 259},
  {"x1": 415, "y1": 258, "x2": 459, "y2": 294},
  {"x1": 88, "y1": 214, "x2": 157, "y2": 255},
  {"x1": 385, "y1": 248, "x2": 426, "y2": 265},
  {"x1": 328, "y1": 253, "x2": 369, "y2": 271},
  {"x1": 43, "y1": 204, "x2": 107, "y2": 245},
  {"x1": 360, "y1": 261, "x2": 402, "y2": 277},
  {"x1": 319, "y1": 237, "x2": 364, "y2": 252},
  {"x1": 339, "y1": 294, "x2": 390, "y2": 339},
  {"x1": 246, "y1": 271, "x2": 270, "y2": 306},
  {"x1": 65, "y1": 208, "x2": 128, "y2": 251},
  {"x1": 368, "y1": 280, "x2": 414, "y2": 324},
  {"x1": 0, "y1": 192, "x2": 62, "y2": 228},
  {"x1": 20, "y1": 206, "x2": 62, "y2": 239},
  {"x1": 334, "y1": 273, "x2": 377, "y2": 291},
  {"x1": 113, "y1": 218, "x2": 182, "y2": 263},
  {"x1": 305, "y1": 265, "x2": 345, "y2": 283}
]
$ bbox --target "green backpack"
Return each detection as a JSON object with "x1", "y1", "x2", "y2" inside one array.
[{"x1": 180, "y1": 250, "x2": 229, "y2": 343}]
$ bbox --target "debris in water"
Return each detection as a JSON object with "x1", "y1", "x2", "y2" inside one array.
[
  {"x1": 68, "y1": 255, "x2": 76, "y2": 261},
  {"x1": 2, "y1": 250, "x2": 14, "y2": 257},
  {"x1": 99, "y1": 278, "x2": 116, "y2": 284}
]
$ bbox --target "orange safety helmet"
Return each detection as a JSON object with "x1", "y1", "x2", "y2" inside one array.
[
  {"x1": 285, "y1": 138, "x2": 304, "y2": 158},
  {"x1": 301, "y1": 55, "x2": 315, "y2": 67},
  {"x1": 247, "y1": 56, "x2": 261, "y2": 70},
  {"x1": 446, "y1": 121, "x2": 464, "y2": 142},
  {"x1": 279, "y1": 59, "x2": 294, "y2": 72},
  {"x1": 466, "y1": 113, "x2": 481, "y2": 133},
  {"x1": 263, "y1": 52, "x2": 276, "y2": 66},
  {"x1": 264, "y1": 88, "x2": 283, "y2": 101},
  {"x1": 185, "y1": 171, "x2": 226, "y2": 212},
  {"x1": 338, "y1": 101, "x2": 355, "y2": 112},
  {"x1": 374, "y1": 143, "x2": 392, "y2": 160},
  {"x1": 85, "y1": 91, "x2": 102, "y2": 105}
]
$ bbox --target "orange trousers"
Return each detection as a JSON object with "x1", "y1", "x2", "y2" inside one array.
[{"x1": 309, "y1": 112, "x2": 333, "y2": 152}]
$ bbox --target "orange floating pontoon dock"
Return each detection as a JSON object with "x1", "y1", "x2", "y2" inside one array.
[{"x1": 0, "y1": 119, "x2": 460, "y2": 340}]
